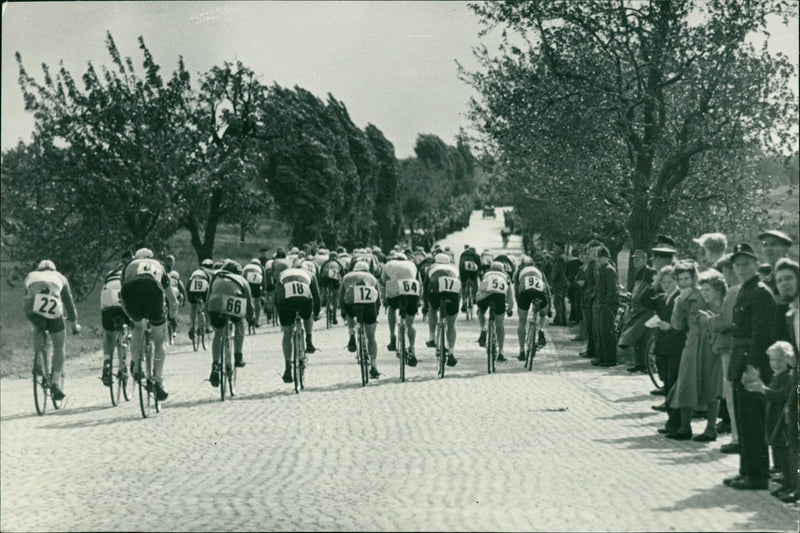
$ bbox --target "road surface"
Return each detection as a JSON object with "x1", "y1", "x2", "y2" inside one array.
[{"x1": 1, "y1": 208, "x2": 797, "y2": 531}]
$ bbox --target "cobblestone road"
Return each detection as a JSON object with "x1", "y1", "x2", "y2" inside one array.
[{"x1": 2, "y1": 210, "x2": 797, "y2": 531}]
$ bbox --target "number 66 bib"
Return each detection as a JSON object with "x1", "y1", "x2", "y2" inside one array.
[
  {"x1": 222, "y1": 296, "x2": 247, "y2": 318},
  {"x1": 33, "y1": 293, "x2": 63, "y2": 319}
]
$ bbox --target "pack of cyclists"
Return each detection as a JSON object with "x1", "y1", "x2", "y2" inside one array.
[{"x1": 23, "y1": 239, "x2": 553, "y2": 406}]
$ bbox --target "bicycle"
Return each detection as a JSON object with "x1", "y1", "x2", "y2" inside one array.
[
  {"x1": 645, "y1": 333, "x2": 664, "y2": 391},
  {"x1": 355, "y1": 309, "x2": 370, "y2": 387},
  {"x1": 463, "y1": 281, "x2": 476, "y2": 321},
  {"x1": 136, "y1": 322, "x2": 159, "y2": 418},
  {"x1": 435, "y1": 305, "x2": 447, "y2": 379},
  {"x1": 614, "y1": 287, "x2": 632, "y2": 340},
  {"x1": 486, "y1": 308, "x2": 498, "y2": 374},
  {"x1": 396, "y1": 308, "x2": 410, "y2": 383},
  {"x1": 32, "y1": 331, "x2": 65, "y2": 415},
  {"x1": 218, "y1": 315, "x2": 238, "y2": 401},
  {"x1": 192, "y1": 305, "x2": 207, "y2": 352},
  {"x1": 107, "y1": 321, "x2": 132, "y2": 406},
  {"x1": 325, "y1": 285, "x2": 337, "y2": 329},
  {"x1": 287, "y1": 311, "x2": 306, "y2": 394},
  {"x1": 523, "y1": 300, "x2": 541, "y2": 371}
]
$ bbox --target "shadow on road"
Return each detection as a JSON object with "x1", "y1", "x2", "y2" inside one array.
[{"x1": 1, "y1": 402, "x2": 115, "y2": 423}]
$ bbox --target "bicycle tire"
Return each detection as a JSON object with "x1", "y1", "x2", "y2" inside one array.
[
  {"x1": 109, "y1": 343, "x2": 119, "y2": 406},
  {"x1": 487, "y1": 317, "x2": 496, "y2": 374},
  {"x1": 437, "y1": 318, "x2": 446, "y2": 378},
  {"x1": 192, "y1": 310, "x2": 200, "y2": 351},
  {"x1": 33, "y1": 351, "x2": 48, "y2": 416},
  {"x1": 227, "y1": 322, "x2": 236, "y2": 397},
  {"x1": 119, "y1": 332, "x2": 132, "y2": 402},
  {"x1": 150, "y1": 338, "x2": 160, "y2": 413},
  {"x1": 138, "y1": 357, "x2": 151, "y2": 418},
  {"x1": 646, "y1": 334, "x2": 663, "y2": 390},
  {"x1": 293, "y1": 319, "x2": 302, "y2": 394},
  {"x1": 398, "y1": 321, "x2": 406, "y2": 383},
  {"x1": 200, "y1": 315, "x2": 207, "y2": 350},
  {"x1": 358, "y1": 324, "x2": 369, "y2": 387},
  {"x1": 525, "y1": 312, "x2": 538, "y2": 371},
  {"x1": 220, "y1": 326, "x2": 228, "y2": 402}
]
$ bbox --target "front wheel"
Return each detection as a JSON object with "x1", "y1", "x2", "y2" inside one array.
[
  {"x1": 358, "y1": 327, "x2": 369, "y2": 387},
  {"x1": 646, "y1": 334, "x2": 663, "y2": 390},
  {"x1": 398, "y1": 324, "x2": 406, "y2": 383},
  {"x1": 437, "y1": 320, "x2": 446, "y2": 379},
  {"x1": 486, "y1": 320, "x2": 496, "y2": 374}
]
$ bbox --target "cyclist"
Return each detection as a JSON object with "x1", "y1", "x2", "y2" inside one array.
[
  {"x1": 514, "y1": 255, "x2": 551, "y2": 360},
  {"x1": 167, "y1": 271, "x2": 185, "y2": 339},
  {"x1": 479, "y1": 249, "x2": 494, "y2": 278},
  {"x1": 206, "y1": 260, "x2": 254, "y2": 386},
  {"x1": 424, "y1": 253, "x2": 461, "y2": 367},
  {"x1": 24, "y1": 260, "x2": 81, "y2": 401},
  {"x1": 286, "y1": 246, "x2": 300, "y2": 265},
  {"x1": 275, "y1": 262, "x2": 320, "y2": 383},
  {"x1": 337, "y1": 247, "x2": 352, "y2": 270},
  {"x1": 100, "y1": 252, "x2": 134, "y2": 386},
  {"x1": 188, "y1": 259, "x2": 214, "y2": 340},
  {"x1": 458, "y1": 246, "x2": 481, "y2": 314},
  {"x1": 382, "y1": 252, "x2": 420, "y2": 365},
  {"x1": 493, "y1": 252, "x2": 517, "y2": 279},
  {"x1": 242, "y1": 259, "x2": 266, "y2": 327},
  {"x1": 295, "y1": 255, "x2": 321, "y2": 352},
  {"x1": 476, "y1": 261, "x2": 515, "y2": 361},
  {"x1": 120, "y1": 248, "x2": 178, "y2": 401},
  {"x1": 313, "y1": 247, "x2": 330, "y2": 271},
  {"x1": 340, "y1": 261, "x2": 382, "y2": 378},
  {"x1": 319, "y1": 252, "x2": 345, "y2": 325}
]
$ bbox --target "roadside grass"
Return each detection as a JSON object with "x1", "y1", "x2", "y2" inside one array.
[{"x1": 0, "y1": 220, "x2": 290, "y2": 378}]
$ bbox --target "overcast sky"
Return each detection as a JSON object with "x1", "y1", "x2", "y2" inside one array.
[{"x1": 2, "y1": 1, "x2": 797, "y2": 158}]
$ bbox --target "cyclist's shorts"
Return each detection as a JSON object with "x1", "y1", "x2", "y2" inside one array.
[
  {"x1": 249, "y1": 282, "x2": 262, "y2": 300},
  {"x1": 477, "y1": 293, "x2": 506, "y2": 316},
  {"x1": 277, "y1": 297, "x2": 313, "y2": 328},
  {"x1": 387, "y1": 295, "x2": 419, "y2": 317},
  {"x1": 101, "y1": 306, "x2": 133, "y2": 332},
  {"x1": 26, "y1": 313, "x2": 65, "y2": 334},
  {"x1": 120, "y1": 279, "x2": 167, "y2": 326},
  {"x1": 518, "y1": 289, "x2": 548, "y2": 312},
  {"x1": 319, "y1": 277, "x2": 341, "y2": 290},
  {"x1": 208, "y1": 311, "x2": 244, "y2": 330},
  {"x1": 429, "y1": 292, "x2": 460, "y2": 316},
  {"x1": 342, "y1": 302, "x2": 378, "y2": 325},
  {"x1": 187, "y1": 291, "x2": 208, "y2": 305}
]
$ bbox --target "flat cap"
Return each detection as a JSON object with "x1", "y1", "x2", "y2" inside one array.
[{"x1": 758, "y1": 230, "x2": 792, "y2": 246}]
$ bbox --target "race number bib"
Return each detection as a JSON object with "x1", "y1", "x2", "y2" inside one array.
[
  {"x1": 353, "y1": 285, "x2": 378, "y2": 304},
  {"x1": 190, "y1": 277, "x2": 209, "y2": 292},
  {"x1": 284, "y1": 281, "x2": 311, "y2": 299},
  {"x1": 222, "y1": 296, "x2": 247, "y2": 318},
  {"x1": 437, "y1": 277, "x2": 461, "y2": 293},
  {"x1": 464, "y1": 261, "x2": 478, "y2": 272},
  {"x1": 523, "y1": 276, "x2": 544, "y2": 292},
  {"x1": 136, "y1": 261, "x2": 158, "y2": 279},
  {"x1": 397, "y1": 278, "x2": 419, "y2": 296},
  {"x1": 327, "y1": 268, "x2": 341, "y2": 281},
  {"x1": 33, "y1": 293, "x2": 63, "y2": 318},
  {"x1": 487, "y1": 278, "x2": 507, "y2": 294},
  {"x1": 245, "y1": 271, "x2": 263, "y2": 285},
  {"x1": 100, "y1": 286, "x2": 121, "y2": 309}
]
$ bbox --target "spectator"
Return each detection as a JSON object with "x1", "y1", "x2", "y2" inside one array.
[
  {"x1": 566, "y1": 247, "x2": 584, "y2": 325},
  {"x1": 619, "y1": 249, "x2": 656, "y2": 373},
  {"x1": 713, "y1": 254, "x2": 743, "y2": 453},
  {"x1": 725, "y1": 243, "x2": 776, "y2": 491},
  {"x1": 591, "y1": 245, "x2": 619, "y2": 367},
  {"x1": 757, "y1": 263, "x2": 773, "y2": 284},
  {"x1": 580, "y1": 242, "x2": 600, "y2": 358},
  {"x1": 742, "y1": 341, "x2": 797, "y2": 501},
  {"x1": 694, "y1": 269, "x2": 727, "y2": 442},
  {"x1": 641, "y1": 265, "x2": 687, "y2": 433},
  {"x1": 758, "y1": 230, "x2": 793, "y2": 294},
  {"x1": 665, "y1": 261, "x2": 712, "y2": 440},
  {"x1": 648, "y1": 244, "x2": 678, "y2": 395},
  {"x1": 771, "y1": 258, "x2": 799, "y2": 502},
  {"x1": 692, "y1": 233, "x2": 728, "y2": 270},
  {"x1": 550, "y1": 242, "x2": 568, "y2": 326}
]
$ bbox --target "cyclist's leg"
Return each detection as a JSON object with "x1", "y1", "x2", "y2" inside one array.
[
  {"x1": 151, "y1": 321, "x2": 168, "y2": 383},
  {"x1": 427, "y1": 302, "x2": 438, "y2": 343},
  {"x1": 130, "y1": 319, "x2": 146, "y2": 370},
  {"x1": 404, "y1": 302, "x2": 417, "y2": 350},
  {"x1": 446, "y1": 313, "x2": 457, "y2": 350},
  {"x1": 517, "y1": 305, "x2": 528, "y2": 348},
  {"x1": 303, "y1": 314, "x2": 315, "y2": 351},
  {"x1": 190, "y1": 301, "x2": 198, "y2": 332},
  {"x1": 281, "y1": 325, "x2": 293, "y2": 364},
  {"x1": 387, "y1": 304, "x2": 397, "y2": 343},
  {"x1": 254, "y1": 295, "x2": 262, "y2": 325},
  {"x1": 495, "y1": 298, "x2": 507, "y2": 353},
  {"x1": 50, "y1": 325, "x2": 66, "y2": 385},
  {"x1": 211, "y1": 318, "x2": 224, "y2": 364},
  {"x1": 477, "y1": 299, "x2": 487, "y2": 329},
  {"x1": 366, "y1": 323, "x2": 378, "y2": 365}
]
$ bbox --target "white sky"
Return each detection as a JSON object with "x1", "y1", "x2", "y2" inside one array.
[{"x1": 2, "y1": 1, "x2": 797, "y2": 158}]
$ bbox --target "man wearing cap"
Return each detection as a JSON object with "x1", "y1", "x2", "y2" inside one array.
[
  {"x1": 424, "y1": 253, "x2": 461, "y2": 366},
  {"x1": 458, "y1": 246, "x2": 482, "y2": 315},
  {"x1": 725, "y1": 243, "x2": 777, "y2": 490},
  {"x1": 566, "y1": 247, "x2": 583, "y2": 325},
  {"x1": 579, "y1": 241, "x2": 601, "y2": 358},
  {"x1": 758, "y1": 230, "x2": 793, "y2": 295},
  {"x1": 550, "y1": 242, "x2": 568, "y2": 326},
  {"x1": 382, "y1": 252, "x2": 421, "y2": 365},
  {"x1": 591, "y1": 245, "x2": 620, "y2": 367},
  {"x1": 618, "y1": 250, "x2": 657, "y2": 373},
  {"x1": 340, "y1": 261, "x2": 382, "y2": 378}
]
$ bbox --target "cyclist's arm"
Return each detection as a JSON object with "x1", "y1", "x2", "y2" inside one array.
[
  {"x1": 243, "y1": 282, "x2": 255, "y2": 322},
  {"x1": 162, "y1": 274, "x2": 179, "y2": 318},
  {"x1": 310, "y1": 277, "x2": 321, "y2": 317},
  {"x1": 60, "y1": 277, "x2": 79, "y2": 323},
  {"x1": 178, "y1": 280, "x2": 187, "y2": 302}
]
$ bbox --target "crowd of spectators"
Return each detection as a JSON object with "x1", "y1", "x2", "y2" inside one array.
[{"x1": 542, "y1": 228, "x2": 798, "y2": 502}]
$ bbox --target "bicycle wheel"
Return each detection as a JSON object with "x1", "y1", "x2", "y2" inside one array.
[
  {"x1": 358, "y1": 325, "x2": 369, "y2": 387},
  {"x1": 200, "y1": 313, "x2": 207, "y2": 350},
  {"x1": 149, "y1": 339, "x2": 160, "y2": 413},
  {"x1": 465, "y1": 292, "x2": 473, "y2": 321},
  {"x1": 486, "y1": 319, "x2": 496, "y2": 374},
  {"x1": 109, "y1": 342, "x2": 119, "y2": 407},
  {"x1": 437, "y1": 319, "x2": 446, "y2": 378},
  {"x1": 138, "y1": 356, "x2": 151, "y2": 418},
  {"x1": 220, "y1": 327, "x2": 228, "y2": 401},
  {"x1": 326, "y1": 294, "x2": 333, "y2": 329},
  {"x1": 525, "y1": 314, "x2": 538, "y2": 371},
  {"x1": 119, "y1": 332, "x2": 132, "y2": 402},
  {"x1": 192, "y1": 314, "x2": 199, "y2": 352},
  {"x1": 227, "y1": 323, "x2": 236, "y2": 397},
  {"x1": 398, "y1": 322, "x2": 406, "y2": 383},
  {"x1": 646, "y1": 334, "x2": 663, "y2": 390},
  {"x1": 33, "y1": 351, "x2": 48, "y2": 416},
  {"x1": 293, "y1": 320, "x2": 302, "y2": 394}
]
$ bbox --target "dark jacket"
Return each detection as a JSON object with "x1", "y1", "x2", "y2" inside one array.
[
  {"x1": 593, "y1": 262, "x2": 618, "y2": 308},
  {"x1": 764, "y1": 369, "x2": 795, "y2": 447},
  {"x1": 731, "y1": 274, "x2": 777, "y2": 383},
  {"x1": 642, "y1": 289, "x2": 686, "y2": 358}
]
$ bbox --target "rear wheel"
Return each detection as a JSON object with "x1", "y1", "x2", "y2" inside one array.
[
  {"x1": 293, "y1": 323, "x2": 302, "y2": 394},
  {"x1": 33, "y1": 352, "x2": 48, "y2": 416},
  {"x1": 487, "y1": 319, "x2": 496, "y2": 374},
  {"x1": 437, "y1": 319, "x2": 446, "y2": 379},
  {"x1": 220, "y1": 329, "x2": 228, "y2": 402},
  {"x1": 358, "y1": 325, "x2": 369, "y2": 387},
  {"x1": 192, "y1": 313, "x2": 199, "y2": 351},
  {"x1": 227, "y1": 324, "x2": 236, "y2": 397},
  {"x1": 138, "y1": 356, "x2": 151, "y2": 418},
  {"x1": 398, "y1": 322, "x2": 406, "y2": 383},
  {"x1": 646, "y1": 334, "x2": 663, "y2": 390},
  {"x1": 108, "y1": 347, "x2": 119, "y2": 406},
  {"x1": 118, "y1": 333, "x2": 131, "y2": 402},
  {"x1": 525, "y1": 309, "x2": 538, "y2": 371}
]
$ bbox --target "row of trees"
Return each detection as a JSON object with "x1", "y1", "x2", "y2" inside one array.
[
  {"x1": 1, "y1": 33, "x2": 479, "y2": 298},
  {"x1": 462, "y1": 0, "x2": 798, "y2": 259}
]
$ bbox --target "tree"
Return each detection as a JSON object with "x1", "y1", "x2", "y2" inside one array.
[{"x1": 463, "y1": 0, "x2": 797, "y2": 254}]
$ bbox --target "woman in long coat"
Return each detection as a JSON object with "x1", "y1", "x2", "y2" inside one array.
[
  {"x1": 666, "y1": 261, "x2": 713, "y2": 440},
  {"x1": 695, "y1": 269, "x2": 728, "y2": 442}
]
